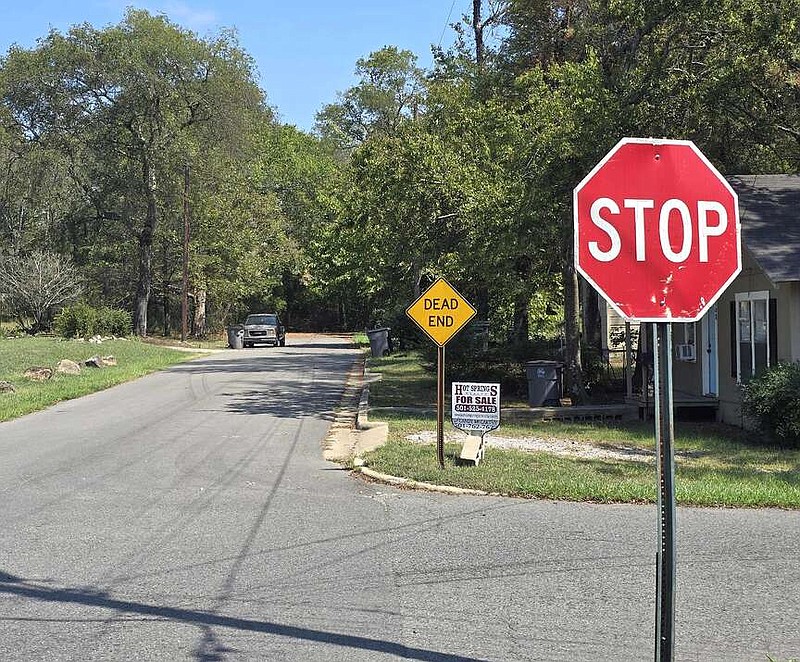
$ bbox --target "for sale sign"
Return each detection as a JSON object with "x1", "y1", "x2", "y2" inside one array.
[{"x1": 451, "y1": 382, "x2": 500, "y2": 433}]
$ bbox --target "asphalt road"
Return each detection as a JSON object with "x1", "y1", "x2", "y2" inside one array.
[{"x1": 1, "y1": 335, "x2": 798, "y2": 661}]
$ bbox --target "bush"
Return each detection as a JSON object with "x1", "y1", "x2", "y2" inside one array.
[
  {"x1": 741, "y1": 362, "x2": 800, "y2": 447},
  {"x1": 0, "y1": 324, "x2": 21, "y2": 338},
  {"x1": 54, "y1": 302, "x2": 97, "y2": 338},
  {"x1": 98, "y1": 307, "x2": 133, "y2": 336},
  {"x1": 54, "y1": 303, "x2": 132, "y2": 338}
]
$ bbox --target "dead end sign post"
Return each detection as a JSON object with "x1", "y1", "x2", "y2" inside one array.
[
  {"x1": 573, "y1": 138, "x2": 741, "y2": 661},
  {"x1": 406, "y1": 278, "x2": 477, "y2": 469}
]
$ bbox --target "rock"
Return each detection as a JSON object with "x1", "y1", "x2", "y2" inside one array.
[
  {"x1": 56, "y1": 359, "x2": 82, "y2": 375},
  {"x1": 0, "y1": 381, "x2": 15, "y2": 393},
  {"x1": 24, "y1": 367, "x2": 53, "y2": 381},
  {"x1": 88, "y1": 335, "x2": 103, "y2": 344},
  {"x1": 83, "y1": 355, "x2": 117, "y2": 368},
  {"x1": 84, "y1": 356, "x2": 105, "y2": 368}
]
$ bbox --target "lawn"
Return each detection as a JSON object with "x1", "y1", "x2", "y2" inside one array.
[
  {"x1": 367, "y1": 351, "x2": 438, "y2": 407},
  {"x1": 0, "y1": 336, "x2": 202, "y2": 422},
  {"x1": 362, "y1": 352, "x2": 800, "y2": 508}
]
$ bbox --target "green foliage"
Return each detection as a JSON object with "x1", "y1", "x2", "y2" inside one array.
[
  {"x1": 0, "y1": 323, "x2": 21, "y2": 339},
  {"x1": 4, "y1": 0, "x2": 800, "y2": 348},
  {"x1": 100, "y1": 307, "x2": 133, "y2": 336},
  {"x1": 54, "y1": 303, "x2": 98, "y2": 338},
  {"x1": 741, "y1": 362, "x2": 800, "y2": 447},
  {"x1": 0, "y1": 9, "x2": 270, "y2": 337},
  {"x1": 54, "y1": 303, "x2": 132, "y2": 338},
  {"x1": 315, "y1": 46, "x2": 424, "y2": 148}
]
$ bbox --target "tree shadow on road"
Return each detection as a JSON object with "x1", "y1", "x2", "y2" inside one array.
[{"x1": 0, "y1": 571, "x2": 486, "y2": 662}]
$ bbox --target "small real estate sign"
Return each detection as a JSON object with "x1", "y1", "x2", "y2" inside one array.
[
  {"x1": 451, "y1": 382, "x2": 500, "y2": 465},
  {"x1": 451, "y1": 381, "x2": 501, "y2": 432}
]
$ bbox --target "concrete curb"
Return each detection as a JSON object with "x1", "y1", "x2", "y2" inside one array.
[
  {"x1": 345, "y1": 359, "x2": 491, "y2": 496},
  {"x1": 351, "y1": 363, "x2": 493, "y2": 496},
  {"x1": 324, "y1": 354, "x2": 392, "y2": 463},
  {"x1": 357, "y1": 466, "x2": 492, "y2": 497}
]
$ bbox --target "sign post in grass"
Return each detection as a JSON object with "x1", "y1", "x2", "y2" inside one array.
[{"x1": 406, "y1": 278, "x2": 476, "y2": 469}]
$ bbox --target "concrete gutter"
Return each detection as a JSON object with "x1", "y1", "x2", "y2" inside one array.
[{"x1": 323, "y1": 357, "x2": 389, "y2": 464}]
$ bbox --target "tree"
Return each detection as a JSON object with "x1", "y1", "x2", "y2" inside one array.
[
  {"x1": 315, "y1": 47, "x2": 424, "y2": 149},
  {"x1": 0, "y1": 10, "x2": 266, "y2": 335},
  {"x1": 250, "y1": 124, "x2": 346, "y2": 328},
  {"x1": 0, "y1": 120, "x2": 77, "y2": 255},
  {"x1": 470, "y1": 0, "x2": 509, "y2": 68},
  {"x1": 0, "y1": 250, "x2": 82, "y2": 333},
  {"x1": 497, "y1": 0, "x2": 800, "y2": 397},
  {"x1": 185, "y1": 134, "x2": 299, "y2": 329}
]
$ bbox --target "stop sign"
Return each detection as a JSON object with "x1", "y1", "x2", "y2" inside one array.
[{"x1": 574, "y1": 138, "x2": 741, "y2": 322}]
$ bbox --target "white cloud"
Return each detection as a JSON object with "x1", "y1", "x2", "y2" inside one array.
[
  {"x1": 94, "y1": 0, "x2": 219, "y2": 31},
  {"x1": 158, "y1": 1, "x2": 218, "y2": 30}
]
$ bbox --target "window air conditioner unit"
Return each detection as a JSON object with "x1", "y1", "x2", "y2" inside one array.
[{"x1": 676, "y1": 343, "x2": 696, "y2": 361}]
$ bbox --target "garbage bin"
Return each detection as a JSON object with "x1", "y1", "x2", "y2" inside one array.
[
  {"x1": 227, "y1": 324, "x2": 244, "y2": 349},
  {"x1": 469, "y1": 320, "x2": 490, "y2": 352},
  {"x1": 366, "y1": 327, "x2": 391, "y2": 358},
  {"x1": 526, "y1": 360, "x2": 563, "y2": 406}
]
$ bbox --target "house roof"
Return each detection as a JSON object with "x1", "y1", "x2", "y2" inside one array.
[{"x1": 730, "y1": 174, "x2": 800, "y2": 283}]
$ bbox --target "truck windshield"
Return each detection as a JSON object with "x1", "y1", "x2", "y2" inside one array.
[{"x1": 245, "y1": 315, "x2": 277, "y2": 325}]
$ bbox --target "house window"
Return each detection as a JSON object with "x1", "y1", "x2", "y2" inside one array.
[
  {"x1": 735, "y1": 291, "x2": 770, "y2": 382},
  {"x1": 675, "y1": 322, "x2": 696, "y2": 361}
]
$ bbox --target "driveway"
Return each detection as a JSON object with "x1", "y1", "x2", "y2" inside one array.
[{"x1": 0, "y1": 335, "x2": 797, "y2": 661}]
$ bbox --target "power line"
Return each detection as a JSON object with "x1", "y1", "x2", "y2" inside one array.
[{"x1": 437, "y1": 0, "x2": 458, "y2": 47}]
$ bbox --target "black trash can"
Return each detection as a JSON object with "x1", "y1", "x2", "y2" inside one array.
[
  {"x1": 227, "y1": 324, "x2": 244, "y2": 349},
  {"x1": 526, "y1": 360, "x2": 563, "y2": 406},
  {"x1": 366, "y1": 327, "x2": 391, "y2": 357}
]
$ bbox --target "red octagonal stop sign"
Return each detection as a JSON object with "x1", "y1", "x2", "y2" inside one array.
[{"x1": 574, "y1": 138, "x2": 741, "y2": 322}]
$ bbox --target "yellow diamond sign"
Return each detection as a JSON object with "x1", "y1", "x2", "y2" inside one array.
[{"x1": 406, "y1": 278, "x2": 477, "y2": 346}]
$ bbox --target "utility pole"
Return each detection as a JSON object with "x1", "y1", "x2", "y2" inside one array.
[{"x1": 181, "y1": 162, "x2": 190, "y2": 342}]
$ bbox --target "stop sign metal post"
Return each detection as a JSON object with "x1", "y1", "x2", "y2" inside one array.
[{"x1": 574, "y1": 138, "x2": 741, "y2": 661}]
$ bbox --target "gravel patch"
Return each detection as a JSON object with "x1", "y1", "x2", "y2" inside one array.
[{"x1": 406, "y1": 430, "x2": 654, "y2": 463}]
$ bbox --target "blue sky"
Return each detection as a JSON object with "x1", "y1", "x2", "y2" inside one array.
[{"x1": 0, "y1": 0, "x2": 466, "y2": 131}]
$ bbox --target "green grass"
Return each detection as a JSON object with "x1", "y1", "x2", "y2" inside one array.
[
  {"x1": 0, "y1": 336, "x2": 201, "y2": 422},
  {"x1": 368, "y1": 351, "x2": 437, "y2": 407},
  {"x1": 362, "y1": 352, "x2": 800, "y2": 508}
]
